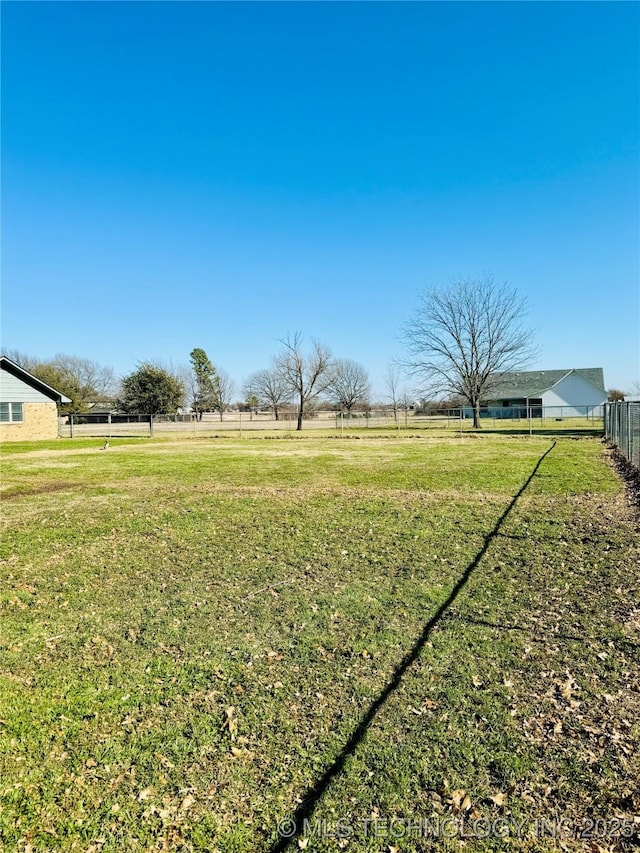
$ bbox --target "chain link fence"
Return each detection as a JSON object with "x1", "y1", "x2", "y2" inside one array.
[
  {"x1": 604, "y1": 401, "x2": 640, "y2": 468},
  {"x1": 58, "y1": 404, "x2": 605, "y2": 439}
]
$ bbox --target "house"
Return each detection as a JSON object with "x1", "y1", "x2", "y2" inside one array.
[
  {"x1": 481, "y1": 368, "x2": 607, "y2": 418},
  {"x1": 0, "y1": 356, "x2": 71, "y2": 441}
]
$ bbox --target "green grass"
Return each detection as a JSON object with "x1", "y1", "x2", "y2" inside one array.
[{"x1": 1, "y1": 435, "x2": 637, "y2": 851}]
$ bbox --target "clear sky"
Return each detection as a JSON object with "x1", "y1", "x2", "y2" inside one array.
[{"x1": 2, "y1": 1, "x2": 638, "y2": 397}]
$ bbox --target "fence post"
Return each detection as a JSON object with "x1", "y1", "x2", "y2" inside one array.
[
  {"x1": 70, "y1": 413, "x2": 74, "y2": 439},
  {"x1": 149, "y1": 415, "x2": 154, "y2": 436}
]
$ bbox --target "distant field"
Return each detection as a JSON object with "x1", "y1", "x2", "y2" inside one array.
[{"x1": 1, "y1": 434, "x2": 638, "y2": 851}]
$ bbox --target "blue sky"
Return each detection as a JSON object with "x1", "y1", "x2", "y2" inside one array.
[{"x1": 2, "y1": 1, "x2": 638, "y2": 397}]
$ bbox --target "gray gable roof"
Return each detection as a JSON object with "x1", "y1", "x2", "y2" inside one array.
[{"x1": 488, "y1": 368, "x2": 605, "y2": 400}]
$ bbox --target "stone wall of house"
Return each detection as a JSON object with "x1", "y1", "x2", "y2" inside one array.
[{"x1": 0, "y1": 402, "x2": 59, "y2": 442}]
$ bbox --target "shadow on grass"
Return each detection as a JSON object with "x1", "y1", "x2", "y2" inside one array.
[
  {"x1": 448, "y1": 615, "x2": 640, "y2": 652},
  {"x1": 475, "y1": 427, "x2": 602, "y2": 437},
  {"x1": 269, "y1": 441, "x2": 558, "y2": 852}
]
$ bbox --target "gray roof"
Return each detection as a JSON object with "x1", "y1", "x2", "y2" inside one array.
[{"x1": 487, "y1": 368, "x2": 605, "y2": 400}]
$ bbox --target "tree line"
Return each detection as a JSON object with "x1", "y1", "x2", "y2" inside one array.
[
  {"x1": 7, "y1": 277, "x2": 627, "y2": 430},
  {"x1": 4, "y1": 336, "x2": 377, "y2": 431}
]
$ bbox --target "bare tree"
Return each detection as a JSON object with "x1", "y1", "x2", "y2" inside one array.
[
  {"x1": 397, "y1": 387, "x2": 417, "y2": 427},
  {"x1": 2, "y1": 349, "x2": 40, "y2": 373},
  {"x1": 214, "y1": 369, "x2": 235, "y2": 421},
  {"x1": 244, "y1": 368, "x2": 291, "y2": 421},
  {"x1": 2, "y1": 350, "x2": 116, "y2": 411},
  {"x1": 627, "y1": 380, "x2": 640, "y2": 400},
  {"x1": 274, "y1": 332, "x2": 332, "y2": 430},
  {"x1": 329, "y1": 359, "x2": 370, "y2": 415},
  {"x1": 403, "y1": 277, "x2": 537, "y2": 428},
  {"x1": 51, "y1": 354, "x2": 116, "y2": 400},
  {"x1": 384, "y1": 362, "x2": 404, "y2": 423}
]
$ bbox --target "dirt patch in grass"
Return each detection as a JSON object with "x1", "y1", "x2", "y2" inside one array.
[{"x1": 1, "y1": 481, "x2": 79, "y2": 500}]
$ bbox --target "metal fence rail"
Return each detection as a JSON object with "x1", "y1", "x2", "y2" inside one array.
[
  {"x1": 605, "y1": 401, "x2": 640, "y2": 468},
  {"x1": 58, "y1": 404, "x2": 605, "y2": 439}
]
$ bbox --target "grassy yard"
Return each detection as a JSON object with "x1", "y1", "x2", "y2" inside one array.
[{"x1": 1, "y1": 434, "x2": 638, "y2": 851}]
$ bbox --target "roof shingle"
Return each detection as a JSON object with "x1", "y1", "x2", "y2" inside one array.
[{"x1": 487, "y1": 368, "x2": 605, "y2": 400}]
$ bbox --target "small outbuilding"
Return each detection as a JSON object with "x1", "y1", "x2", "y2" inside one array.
[
  {"x1": 0, "y1": 356, "x2": 71, "y2": 441},
  {"x1": 482, "y1": 367, "x2": 607, "y2": 418}
]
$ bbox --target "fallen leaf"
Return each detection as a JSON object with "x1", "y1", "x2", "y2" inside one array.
[
  {"x1": 450, "y1": 789, "x2": 469, "y2": 809},
  {"x1": 560, "y1": 675, "x2": 576, "y2": 699},
  {"x1": 155, "y1": 753, "x2": 175, "y2": 769},
  {"x1": 224, "y1": 706, "x2": 238, "y2": 741},
  {"x1": 180, "y1": 795, "x2": 195, "y2": 812}
]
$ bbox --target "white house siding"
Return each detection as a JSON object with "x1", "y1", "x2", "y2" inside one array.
[
  {"x1": 0, "y1": 369, "x2": 53, "y2": 403},
  {"x1": 541, "y1": 373, "x2": 607, "y2": 418}
]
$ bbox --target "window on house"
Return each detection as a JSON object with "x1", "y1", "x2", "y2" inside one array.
[{"x1": 0, "y1": 402, "x2": 24, "y2": 422}]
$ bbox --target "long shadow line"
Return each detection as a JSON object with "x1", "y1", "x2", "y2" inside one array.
[
  {"x1": 446, "y1": 614, "x2": 640, "y2": 651},
  {"x1": 269, "y1": 440, "x2": 557, "y2": 852}
]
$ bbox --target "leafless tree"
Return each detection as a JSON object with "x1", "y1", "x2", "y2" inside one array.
[
  {"x1": 244, "y1": 368, "x2": 291, "y2": 421},
  {"x1": 329, "y1": 359, "x2": 370, "y2": 414},
  {"x1": 627, "y1": 380, "x2": 640, "y2": 400},
  {"x1": 384, "y1": 362, "x2": 404, "y2": 423},
  {"x1": 2, "y1": 349, "x2": 40, "y2": 372},
  {"x1": 403, "y1": 277, "x2": 537, "y2": 428},
  {"x1": 3, "y1": 349, "x2": 116, "y2": 410},
  {"x1": 4, "y1": 350, "x2": 116, "y2": 399},
  {"x1": 274, "y1": 332, "x2": 333, "y2": 430},
  {"x1": 51, "y1": 354, "x2": 117, "y2": 400},
  {"x1": 214, "y1": 369, "x2": 235, "y2": 421}
]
